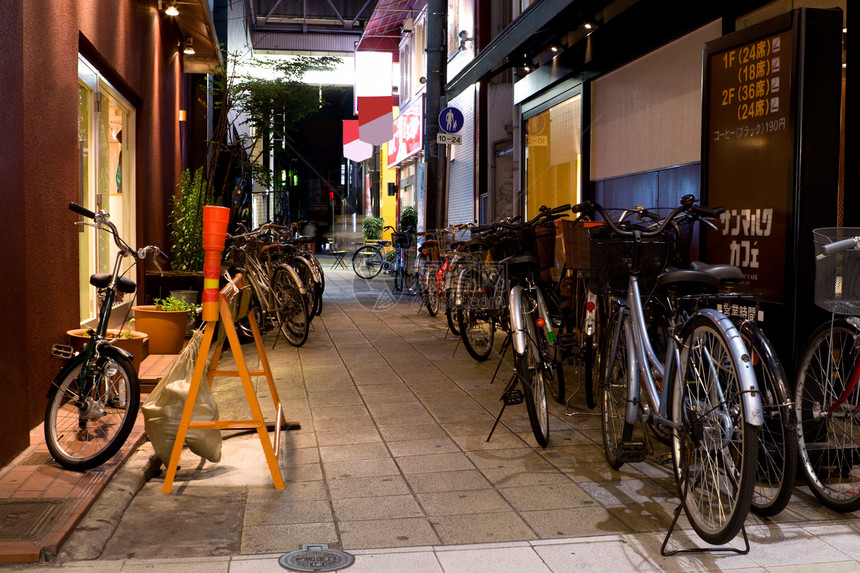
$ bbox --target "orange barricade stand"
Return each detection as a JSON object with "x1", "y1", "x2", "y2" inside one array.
[{"x1": 161, "y1": 273, "x2": 289, "y2": 493}]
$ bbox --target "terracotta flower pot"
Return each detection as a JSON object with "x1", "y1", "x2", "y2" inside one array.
[
  {"x1": 67, "y1": 328, "x2": 150, "y2": 374},
  {"x1": 132, "y1": 305, "x2": 190, "y2": 354}
]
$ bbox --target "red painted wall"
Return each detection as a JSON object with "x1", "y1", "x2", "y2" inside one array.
[{"x1": 0, "y1": 0, "x2": 183, "y2": 466}]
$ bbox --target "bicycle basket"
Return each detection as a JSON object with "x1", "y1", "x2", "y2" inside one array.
[
  {"x1": 393, "y1": 232, "x2": 412, "y2": 249},
  {"x1": 531, "y1": 222, "x2": 557, "y2": 271},
  {"x1": 813, "y1": 227, "x2": 860, "y2": 314},
  {"x1": 562, "y1": 220, "x2": 602, "y2": 271},
  {"x1": 589, "y1": 226, "x2": 674, "y2": 296}
]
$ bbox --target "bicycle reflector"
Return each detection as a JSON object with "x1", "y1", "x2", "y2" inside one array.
[
  {"x1": 536, "y1": 317, "x2": 546, "y2": 328},
  {"x1": 585, "y1": 301, "x2": 596, "y2": 312}
]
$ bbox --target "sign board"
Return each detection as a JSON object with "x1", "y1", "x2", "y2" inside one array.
[
  {"x1": 387, "y1": 98, "x2": 423, "y2": 167},
  {"x1": 436, "y1": 132, "x2": 462, "y2": 145},
  {"x1": 702, "y1": 8, "x2": 842, "y2": 371},
  {"x1": 439, "y1": 106, "x2": 464, "y2": 133}
]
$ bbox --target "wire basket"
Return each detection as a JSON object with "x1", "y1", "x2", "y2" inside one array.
[
  {"x1": 589, "y1": 226, "x2": 674, "y2": 296},
  {"x1": 813, "y1": 227, "x2": 860, "y2": 315},
  {"x1": 393, "y1": 232, "x2": 412, "y2": 249}
]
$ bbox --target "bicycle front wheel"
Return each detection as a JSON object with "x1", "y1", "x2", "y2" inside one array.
[
  {"x1": 515, "y1": 289, "x2": 550, "y2": 448},
  {"x1": 601, "y1": 305, "x2": 635, "y2": 470},
  {"x1": 353, "y1": 246, "x2": 384, "y2": 279},
  {"x1": 272, "y1": 266, "x2": 309, "y2": 347},
  {"x1": 736, "y1": 321, "x2": 797, "y2": 517},
  {"x1": 796, "y1": 319, "x2": 860, "y2": 512},
  {"x1": 458, "y1": 270, "x2": 495, "y2": 361},
  {"x1": 671, "y1": 314, "x2": 759, "y2": 545},
  {"x1": 45, "y1": 351, "x2": 140, "y2": 470}
]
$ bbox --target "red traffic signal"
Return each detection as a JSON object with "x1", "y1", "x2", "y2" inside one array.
[{"x1": 329, "y1": 191, "x2": 334, "y2": 201}]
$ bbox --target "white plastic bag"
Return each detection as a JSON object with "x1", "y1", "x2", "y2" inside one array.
[{"x1": 143, "y1": 329, "x2": 222, "y2": 463}]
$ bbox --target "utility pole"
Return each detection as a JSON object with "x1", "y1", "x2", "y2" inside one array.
[{"x1": 424, "y1": 0, "x2": 446, "y2": 230}]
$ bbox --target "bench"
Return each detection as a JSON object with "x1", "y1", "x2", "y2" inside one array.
[{"x1": 138, "y1": 353, "x2": 180, "y2": 393}]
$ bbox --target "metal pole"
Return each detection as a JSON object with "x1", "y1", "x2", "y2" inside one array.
[{"x1": 424, "y1": 0, "x2": 447, "y2": 229}]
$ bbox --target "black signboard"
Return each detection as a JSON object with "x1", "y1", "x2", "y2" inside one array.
[{"x1": 702, "y1": 8, "x2": 842, "y2": 372}]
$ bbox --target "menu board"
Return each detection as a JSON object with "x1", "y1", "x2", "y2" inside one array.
[{"x1": 703, "y1": 28, "x2": 794, "y2": 303}]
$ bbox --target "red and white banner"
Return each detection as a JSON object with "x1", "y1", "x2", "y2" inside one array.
[
  {"x1": 358, "y1": 96, "x2": 394, "y2": 145},
  {"x1": 387, "y1": 98, "x2": 423, "y2": 167},
  {"x1": 343, "y1": 120, "x2": 372, "y2": 162}
]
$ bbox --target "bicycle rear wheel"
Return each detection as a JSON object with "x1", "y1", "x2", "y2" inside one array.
[
  {"x1": 795, "y1": 318, "x2": 860, "y2": 512},
  {"x1": 736, "y1": 321, "x2": 797, "y2": 517},
  {"x1": 671, "y1": 314, "x2": 759, "y2": 545},
  {"x1": 272, "y1": 265, "x2": 309, "y2": 347},
  {"x1": 542, "y1": 290, "x2": 567, "y2": 404},
  {"x1": 45, "y1": 351, "x2": 140, "y2": 470},
  {"x1": 353, "y1": 246, "x2": 384, "y2": 279},
  {"x1": 601, "y1": 305, "x2": 635, "y2": 470}
]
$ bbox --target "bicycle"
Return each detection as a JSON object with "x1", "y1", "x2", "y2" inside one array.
[
  {"x1": 352, "y1": 226, "x2": 397, "y2": 279},
  {"x1": 225, "y1": 234, "x2": 309, "y2": 347},
  {"x1": 468, "y1": 205, "x2": 571, "y2": 446},
  {"x1": 793, "y1": 227, "x2": 860, "y2": 512},
  {"x1": 416, "y1": 224, "x2": 472, "y2": 335},
  {"x1": 587, "y1": 195, "x2": 764, "y2": 548},
  {"x1": 45, "y1": 202, "x2": 167, "y2": 470}
]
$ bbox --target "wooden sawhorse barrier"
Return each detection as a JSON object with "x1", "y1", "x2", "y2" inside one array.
[{"x1": 161, "y1": 274, "x2": 291, "y2": 493}]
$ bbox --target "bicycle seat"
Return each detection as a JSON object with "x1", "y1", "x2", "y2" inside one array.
[
  {"x1": 376, "y1": 240, "x2": 391, "y2": 247},
  {"x1": 450, "y1": 241, "x2": 465, "y2": 250},
  {"x1": 690, "y1": 261, "x2": 743, "y2": 283},
  {"x1": 656, "y1": 268, "x2": 719, "y2": 296},
  {"x1": 90, "y1": 273, "x2": 137, "y2": 294},
  {"x1": 461, "y1": 239, "x2": 488, "y2": 253},
  {"x1": 421, "y1": 239, "x2": 439, "y2": 248}
]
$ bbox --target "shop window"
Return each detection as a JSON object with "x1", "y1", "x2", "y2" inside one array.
[
  {"x1": 77, "y1": 55, "x2": 136, "y2": 324},
  {"x1": 524, "y1": 95, "x2": 581, "y2": 218}
]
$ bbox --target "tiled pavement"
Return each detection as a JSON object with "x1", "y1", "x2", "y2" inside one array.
[{"x1": 2, "y1": 257, "x2": 860, "y2": 571}]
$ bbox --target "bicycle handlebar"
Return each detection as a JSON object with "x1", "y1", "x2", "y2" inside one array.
[
  {"x1": 573, "y1": 195, "x2": 722, "y2": 238},
  {"x1": 819, "y1": 237, "x2": 860, "y2": 258},
  {"x1": 69, "y1": 202, "x2": 167, "y2": 264}
]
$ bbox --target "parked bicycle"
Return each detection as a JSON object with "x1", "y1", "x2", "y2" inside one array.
[
  {"x1": 45, "y1": 203, "x2": 167, "y2": 470},
  {"x1": 353, "y1": 225, "x2": 416, "y2": 292},
  {"x1": 793, "y1": 227, "x2": 860, "y2": 512},
  {"x1": 587, "y1": 195, "x2": 764, "y2": 547}
]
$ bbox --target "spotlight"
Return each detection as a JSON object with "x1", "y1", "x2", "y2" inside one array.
[{"x1": 183, "y1": 36, "x2": 195, "y2": 55}]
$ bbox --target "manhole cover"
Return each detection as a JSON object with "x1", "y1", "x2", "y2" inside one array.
[{"x1": 279, "y1": 544, "x2": 354, "y2": 572}]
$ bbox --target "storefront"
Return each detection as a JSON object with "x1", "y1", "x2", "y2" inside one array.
[{"x1": 0, "y1": 0, "x2": 219, "y2": 467}]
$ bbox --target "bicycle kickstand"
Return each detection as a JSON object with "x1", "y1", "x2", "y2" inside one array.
[
  {"x1": 660, "y1": 463, "x2": 751, "y2": 556},
  {"x1": 486, "y1": 370, "x2": 522, "y2": 442},
  {"x1": 489, "y1": 333, "x2": 512, "y2": 385}
]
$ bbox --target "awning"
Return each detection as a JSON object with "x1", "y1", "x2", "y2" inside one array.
[
  {"x1": 172, "y1": 0, "x2": 223, "y2": 73},
  {"x1": 445, "y1": 0, "x2": 576, "y2": 99},
  {"x1": 356, "y1": 0, "x2": 426, "y2": 54}
]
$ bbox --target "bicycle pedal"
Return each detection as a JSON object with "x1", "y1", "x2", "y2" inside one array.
[
  {"x1": 51, "y1": 344, "x2": 75, "y2": 360},
  {"x1": 618, "y1": 441, "x2": 648, "y2": 463},
  {"x1": 556, "y1": 333, "x2": 579, "y2": 349},
  {"x1": 502, "y1": 389, "x2": 524, "y2": 405}
]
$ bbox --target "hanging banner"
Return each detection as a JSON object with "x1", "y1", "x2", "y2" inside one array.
[
  {"x1": 358, "y1": 96, "x2": 394, "y2": 145},
  {"x1": 343, "y1": 120, "x2": 372, "y2": 162},
  {"x1": 387, "y1": 98, "x2": 423, "y2": 167}
]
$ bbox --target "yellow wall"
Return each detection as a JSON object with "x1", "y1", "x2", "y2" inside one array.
[{"x1": 380, "y1": 139, "x2": 398, "y2": 244}]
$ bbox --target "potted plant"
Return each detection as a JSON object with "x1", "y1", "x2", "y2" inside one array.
[
  {"x1": 362, "y1": 216, "x2": 384, "y2": 241},
  {"x1": 67, "y1": 322, "x2": 149, "y2": 374},
  {"x1": 400, "y1": 206, "x2": 418, "y2": 231},
  {"x1": 132, "y1": 296, "x2": 198, "y2": 354}
]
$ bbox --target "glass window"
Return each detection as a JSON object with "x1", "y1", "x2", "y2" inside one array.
[
  {"x1": 78, "y1": 55, "x2": 136, "y2": 324},
  {"x1": 524, "y1": 95, "x2": 582, "y2": 218}
]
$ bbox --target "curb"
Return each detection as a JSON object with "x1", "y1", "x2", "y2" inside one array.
[{"x1": 56, "y1": 444, "x2": 162, "y2": 562}]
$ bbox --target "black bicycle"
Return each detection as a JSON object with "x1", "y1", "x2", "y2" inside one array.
[{"x1": 45, "y1": 203, "x2": 167, "y2": 470}]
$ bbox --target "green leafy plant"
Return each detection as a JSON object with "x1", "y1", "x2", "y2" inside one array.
[
  {"x1": 362, "y1": 216, "x2": 384, "y2": 240},
  {"x1": 169, "y1": 167, "x2": 217, "y2": 272},
  {"x1": 118, "y1": 320, "x2": 136, "y2": 339},
  {"x1": 154, "y1": 296, "x2": 198, "y2": 319},
  {"x1": 400, "y1": 206, "x2": 418, "y2": 231}
]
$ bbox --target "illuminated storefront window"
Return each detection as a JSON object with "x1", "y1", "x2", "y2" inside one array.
[{"x1": 523, "y1": 95, "x2": 582, "y2": 217}]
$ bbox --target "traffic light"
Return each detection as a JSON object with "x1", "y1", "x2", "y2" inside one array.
[{"x1": 329, "y1": 191, "x2": 335, "y2": 201}]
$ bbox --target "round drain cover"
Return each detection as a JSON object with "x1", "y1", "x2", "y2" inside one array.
[{"x1": 279, "y1": 544, "x2": 354, "y2": 572}]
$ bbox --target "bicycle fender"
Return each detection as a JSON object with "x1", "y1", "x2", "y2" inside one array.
[
  {"x1": 97, "y1": 341, "x2": 135, "y2": 364},
  {"x1": 695, "y1": 308, "x2": 764, "y2": 426},
  {"x1": 509, "y1": 285, "x2": 527, "y2": 355},
  {"x1": 296, "y1": 255, "x2": 321, "y2": 283},
  {"x1": 281, "y1": 263, "x2": 307, "y2": 295}
]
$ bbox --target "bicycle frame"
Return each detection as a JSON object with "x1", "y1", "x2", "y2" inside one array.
[{"x1": 609, "y1": 272, "x2": 764, "y2": 428}]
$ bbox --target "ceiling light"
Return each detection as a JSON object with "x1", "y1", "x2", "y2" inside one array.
[
  {"x1": 164, "y1": 1, "x2": 179, "y2": 16},
  {"x1": 550, "y1": 46, "x2": 558, "y2": 53},
  {"x1": 183, "y1": 37, "x2": 195, "y2": 55},
  {"x1": 584, "y1": 23, "x2": 593, "y2": 30},
  {"x1": 523, "y1": 66, "x2": 530, "y2": 72}
]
